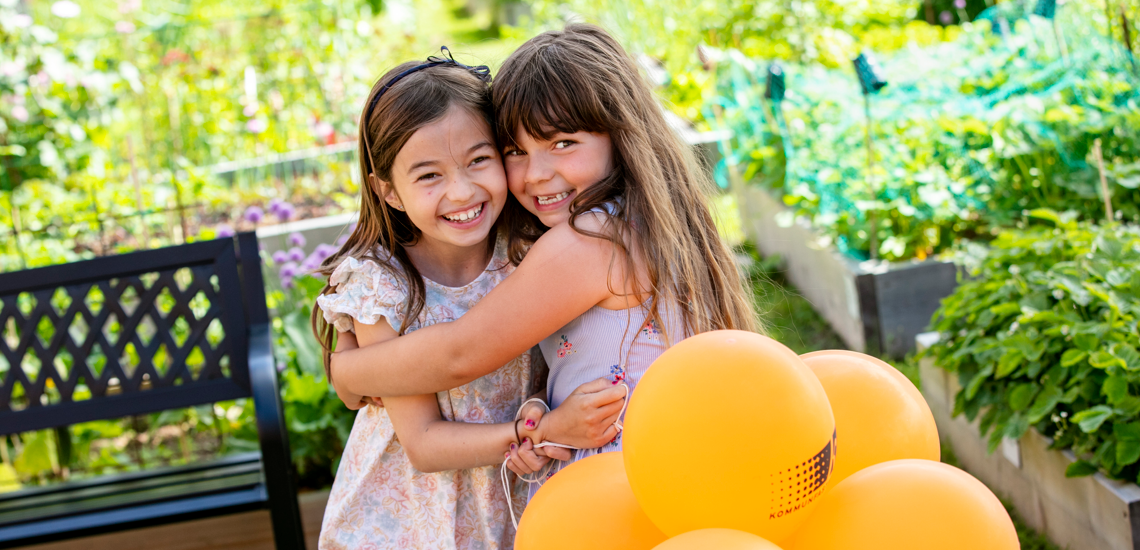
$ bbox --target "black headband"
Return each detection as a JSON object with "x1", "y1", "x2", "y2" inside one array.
[{"x1": 363, "y1": 46, "x2": 491, "y2": 126}]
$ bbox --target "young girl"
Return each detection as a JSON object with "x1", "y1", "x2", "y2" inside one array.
[
  {"x1": 329, "y1": 24, "x2": 757, "y2": 482},
  {"x1": 310, "y1": 52, "x2": 620, "y2": 549}
]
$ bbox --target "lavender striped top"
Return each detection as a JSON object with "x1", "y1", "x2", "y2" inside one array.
[{"x1": 533, "y1": 299, "x2": 685, "y2": 493}]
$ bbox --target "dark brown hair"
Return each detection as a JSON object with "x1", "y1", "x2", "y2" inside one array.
[
  {"x1": 310, "y1": 60, "x2": 518, "y2": 377},
  {"x1": 493, "y1": 24, "x2": 759, "y2": 336}
]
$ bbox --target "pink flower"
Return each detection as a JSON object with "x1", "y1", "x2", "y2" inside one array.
[
  {"x1": 246, "y1": 118, "x2": 267, "y2": 133},
  {"x1": 115, "y1": 21, "x2": 135, "y2": 34},
  {"x1": 12, "y1": 14, "x2": 33, "y2": 28},
  {"x1": 243, "y1": 103, "x2": 258, "y2": 117},
  {"x1": 11, "y1": 105, "x2": 29, "y2": 123},
  {"x1": 557, "y1": 349, "x2": 567, "y2": 358}
]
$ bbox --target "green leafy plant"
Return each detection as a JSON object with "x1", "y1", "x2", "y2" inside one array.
[
  {"x1": 714, "y1": 1, "x2": 1140, "y2": 262},
  {"x1": 927, "y1": 211, "x2": 1140, "y2": 481}
]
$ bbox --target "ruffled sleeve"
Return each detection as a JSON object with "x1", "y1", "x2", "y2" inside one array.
[{"x1": 315, "y1": 256, "x2": 408, "y2": 333}]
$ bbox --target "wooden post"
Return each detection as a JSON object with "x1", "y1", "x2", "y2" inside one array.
[
  {"x1": 865, "y1": 93, "x2": 878, "y2": 260},
  {"x1": 1092, "y1": 138, "x2": 1114, "y2": 223}
]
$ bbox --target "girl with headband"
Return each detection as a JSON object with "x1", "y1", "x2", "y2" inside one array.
[{"x1": 310, "y1": 51, "x2": 623, "y2": 549}]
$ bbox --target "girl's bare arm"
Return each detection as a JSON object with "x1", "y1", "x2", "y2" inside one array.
[
  {"x1": 353, "y1": 319, "x2": 547, "y2": 473},
  {"x1": 332, "y1": 220, "x2": 618, "y2": 397}
]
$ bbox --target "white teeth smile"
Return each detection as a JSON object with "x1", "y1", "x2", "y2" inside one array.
[
  {"x1": 442, "y1": 203, "x2": 483, "y2": 222},
  {"x1": 537, "y1": 191, "x2": 570, "y2": 205}
]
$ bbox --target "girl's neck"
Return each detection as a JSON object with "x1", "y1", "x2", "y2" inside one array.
[{"x1": 405, "y1": 236, "x2": 495, "y2": 288}]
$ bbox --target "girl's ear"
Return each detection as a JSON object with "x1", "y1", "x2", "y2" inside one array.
[{"x1": 369, "y1": 174, "x2": 405, "y2": 212}]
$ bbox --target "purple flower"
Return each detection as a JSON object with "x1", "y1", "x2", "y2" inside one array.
[
  {"x1": 281, "y1": 276, "x2": 295, "y2": 289},
  {"x1": 215, "y1": 224, "x2": 235, "y2": 238},
  {"x1": 279, "y1": 262, "x2": 299, "y2": 279},
  {"x1": 276, "y1": 361, "x2": 287, "y2": 372},
  {"x1": 314, "y1": 243, "x2": 336, "y2": 260},
  {"x1": 954, "y1": 0, "x2": 967, "y2": 8},
  {"x1": 272, "y1": 250, "x2": 289, "y2": 264},
  {"x1": 939, "y1": 10, "x2": 954, "y2": 25},
  {"x1": 244, "y1": 205, "x2": 264, "y2": 224},
  {"x1": 301, "y1": 256, "x2": 322, "y2": 273},
  {"x1": 275, "y1": 202, "x2": 295, "y2": 222},
  {"x1": 287, "y1": 247, "x2": 305, "y2": 262},
  {"x1": 288, "y1": 231, "x2": 306, "y2": 247},
  {"x1": 268, "y1": 198, "x2": 284, "y2": 215},
  {"x1": 336, "y1": 234, "x2": 349, "y2": 246}
]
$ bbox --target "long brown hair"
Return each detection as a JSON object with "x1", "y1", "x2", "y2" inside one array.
[
  {"x1": 310, "y1": 60, "x2": 515, "y2": 378},
  {"x1": 493, "y1": 24, "x2": 759, "y2": 336}
]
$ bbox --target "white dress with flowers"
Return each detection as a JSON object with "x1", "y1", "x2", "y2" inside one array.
[{"x1": 315, "y1": 239, "x2": 530, "y2": 550}]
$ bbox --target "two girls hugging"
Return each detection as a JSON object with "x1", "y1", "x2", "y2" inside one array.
[{"x1": 310, "y1": 24, "x2": 757, "y2": 549}]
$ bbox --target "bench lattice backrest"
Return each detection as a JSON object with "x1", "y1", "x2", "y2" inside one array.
[{"x1": 0, "y1": 236, "x2": 262, "y2": 436}]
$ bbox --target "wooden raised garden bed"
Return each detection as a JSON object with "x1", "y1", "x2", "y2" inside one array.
[
  {"x1": 735, "y1": 185, "x2": 958, "y2": 358},
  {"x1": 918, "y1": 333, "x2": 1140, "y2": 550}
]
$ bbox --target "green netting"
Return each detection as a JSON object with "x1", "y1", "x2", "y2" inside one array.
[{"x1": 708, "y1": 0, "x2": 1140, "y2": 262}]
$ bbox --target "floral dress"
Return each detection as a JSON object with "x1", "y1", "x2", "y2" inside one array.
[{"x1": 315, "y1": 238, "x2": 530, "y2": 550}]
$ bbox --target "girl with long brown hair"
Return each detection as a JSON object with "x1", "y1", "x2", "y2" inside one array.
[
  {"x1": 329, "y1": 24, "x2": 757, "y2": 496},
  {"x1": 309, "y1": 51, "x2": 622, "y2": 549}
]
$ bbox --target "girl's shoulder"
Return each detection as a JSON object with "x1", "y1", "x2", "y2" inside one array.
[{"x1": 316, "y1": 246, "x2": 409, "y2": 333}]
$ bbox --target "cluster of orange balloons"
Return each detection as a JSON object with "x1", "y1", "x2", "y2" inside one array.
[{"x1": 516, "y1": 331, "x2": 1020, "y2": 550}]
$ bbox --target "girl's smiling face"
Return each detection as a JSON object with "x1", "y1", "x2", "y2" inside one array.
[
  {"x1": 503, "y1": 129, "x2": 613, "y2": 227},
  {"x1": 380, "y1": 105, "x2": 507, "y2": 252}
]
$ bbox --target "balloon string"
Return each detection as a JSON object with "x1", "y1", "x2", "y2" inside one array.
[{"x1": 501, "y1": 382, "x2": 630, "y2": 530}]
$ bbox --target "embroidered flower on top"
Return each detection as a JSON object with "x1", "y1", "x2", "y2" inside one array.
[
  {"x1": 641, "y1": 319, "x2": 661, "y2": 341},
  {"x1": 556, "y1": 335, "x2": 576, "y2": 358},
  {"x1": 609, "y1": 364, "x2": 626, "y2": 384}
]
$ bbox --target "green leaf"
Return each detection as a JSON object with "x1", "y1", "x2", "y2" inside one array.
[
  {"x1": 1073, "y1": 405, "x2": 1114, "y2": 433},
  {"x1": 1073, "y1": 334, "x2": 1098, "y2": 352},
  {"x1": 989, "y1": 302, "x2": 1021, "y2": 317},
  {"x1": 1104, "y1": 375, "x2": 1130, "y2": 404},
  {"x1": 13, "y1": 431, "x2": 58, "y2": 476},
  {"x1": 996, "y1": 348, "x2": 1023, "y2": 378},
  {"x1": 0, "y1": 464, "x2": 20, "y2": 494},
  {"x1": 282, "y1": 369, "x2": 329, "y2": 406},
  {"x1": 1027, "y1": 385, "x2": 1063, "y2": 423},
  {"x1": 1008, "y1": 384, "x2": 1038, "y2": 411},
  {"x1": 283, "y1": 311, "x2": 324, "y2": 377},
  {"x1": 1122, "y1": 440, "x2": 1140, "y2": 467},
  {"x1": 965, "y1": 364, "x2": 994, "y2": 400},
  {"x1": 1113, "y1": 343, "x2": 1140, "y2": 371},
  {"x1": 1061, "y1": 349, "x2": 1088, "y2": 367},
  {"x1": 1065, "y1": 460, "x2": 1099, "y2": 477},
  {"x1": 1090, "y1": 350, "x2": 1125, "y2": 369}
]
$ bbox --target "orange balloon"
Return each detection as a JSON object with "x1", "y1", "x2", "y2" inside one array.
[
  {"x1": 789, "y1": 459, "x2": 1019, "y2": 550},
  {"x1": 515, "y1": 452, "x2": 667, "y2": 550},
  {"x1": 800, "y1": 350, "x2": 940, "y2": 485},
  {"x1": 624, "y1": 331, "x2": 836, "y2": 543},
  {"x1": 653, "y1": 529, "x2": 787, "y2": 550}
]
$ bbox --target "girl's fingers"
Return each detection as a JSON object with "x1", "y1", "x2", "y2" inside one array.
[
  {"x1": 540, "y1": 445, "x2": 572, "y2": 461},
  {"x1": 508, "y1": 445, "x2": 533, "y2": 475},
  {"x1": 585, "y1": 384, "x2": 628, "y2": 407},
  {"x1": 518, "y1": 439, "x2": 548, "y2": 471},
  {"x1": 572, "y1": 377, "x2": 614, "y2": 395}
]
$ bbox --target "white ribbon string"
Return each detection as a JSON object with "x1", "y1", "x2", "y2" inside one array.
[{"x1": 500, "y1": 382, "x2": 630, "y2": 530}]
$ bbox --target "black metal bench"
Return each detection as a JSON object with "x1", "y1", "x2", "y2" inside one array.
[{"x1": 0, "y1": 233, "x2": 305, "y2": 549}]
